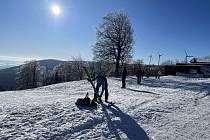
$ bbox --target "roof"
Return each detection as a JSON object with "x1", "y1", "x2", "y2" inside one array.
[{"x1": 190, "y1": 58, "x2": 210, "y2": 63}]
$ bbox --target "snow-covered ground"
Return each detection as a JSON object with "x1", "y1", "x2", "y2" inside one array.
[{"x1": 0, "y1": 76, "x2": 210, "y2": 140}]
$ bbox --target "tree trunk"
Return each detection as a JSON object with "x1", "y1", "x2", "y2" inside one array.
[
  {"x1": 33, "y1": 68, "x2": 36, "y2": 88},
  {"x1": 115, "y1": 46, "x2": 121, "y2": 77},
  {"x1": 115, "y1": 59, "x2": 120, "y2": 77}
]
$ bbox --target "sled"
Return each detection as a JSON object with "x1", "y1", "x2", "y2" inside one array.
[
  {"x1": 75, "y1": 92, "x2": 97, "y2": 107},
  {"x1": 75, "y1": 92, "x2": 91, "y2": 106}
]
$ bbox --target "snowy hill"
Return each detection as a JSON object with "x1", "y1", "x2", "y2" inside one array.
[
  {"x1": 1, "y1": 76, "x2": 210, "y2": 139},
  {"x1": 0, "y1": 59, "x2": 64, "y2": 91}
]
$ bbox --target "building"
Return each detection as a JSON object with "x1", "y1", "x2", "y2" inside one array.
[{"x1": 175, "y1": 58, "x2": 210, "y2": 77}]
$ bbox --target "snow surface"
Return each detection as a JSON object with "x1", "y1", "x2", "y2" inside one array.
[{"x1": 0, "y1": 76, "x2": 210, "y2": 140}]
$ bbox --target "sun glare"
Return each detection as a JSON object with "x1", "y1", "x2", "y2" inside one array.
[{"x1": 51, "y1": 4, "x2": 61, "y2": 16}]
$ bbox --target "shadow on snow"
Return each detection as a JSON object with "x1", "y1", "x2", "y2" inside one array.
[
  {"x1": 101, "y1": 103, "x2": 150, "y2": 140},
  {"x1": 125, "y1": 87, "x2": 160, "y2": 96},
  {"x1": 142, "y1": 78, "x2": 210, "y2": 96},
  {"x1": 123, "y1": 76, "x2": 210, "y2": 96}
]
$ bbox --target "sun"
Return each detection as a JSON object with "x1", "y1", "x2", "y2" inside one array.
[{"x1": 51, "y1": 4, "x2": 61, "y2": 16}]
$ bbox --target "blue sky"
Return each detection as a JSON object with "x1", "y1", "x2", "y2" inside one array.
[{"x1": 0, "y1": 0, "x2": 210, "y2": 64}]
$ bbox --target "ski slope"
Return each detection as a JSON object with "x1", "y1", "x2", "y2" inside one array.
[{"x1": 0, "y1": 76, "x2": 210, "y2": 140}]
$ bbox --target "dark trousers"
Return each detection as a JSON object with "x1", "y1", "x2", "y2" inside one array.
[
  {"x1": 94, "y1": 80, "x2": 108, "y2": 101},
  {"x1": 137, "y1": 76, "x2": 142, "y2": 84},
  {"x1": 122, "y1": 77, "x2": 126, "y2": 88},
  {"x1": 105, "y1": 80, "x2": 108, "y2": 101}
]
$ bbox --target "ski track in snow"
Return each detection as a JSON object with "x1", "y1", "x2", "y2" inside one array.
[{"x1": 0, "y1": 76, "x2": 210, "y2": 140}]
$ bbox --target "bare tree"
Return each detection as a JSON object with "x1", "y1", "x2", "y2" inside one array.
[
  {"x1": 72, "y1": 56, "x2": 85, "y2": 80},
  {"x1": 161, "y1": 60, "x2": 175, "y2": 65},
  {"x1": 94, "y1": 60, "x2": 114, "y2": 76},
  {"x1": 51, "y1": 56, "x2": 85, "y2": 82},
  {"x1": 134, "y1": 59, "x2": 144, "y2": 68},
  {"x1": 31, "y1": 60, "x2": 40, "y2": 88},
  {"x1": 53, "y1": 64, "x2": 64, "y2": 83},
  {"x1": 93, "y1": 11, "x2": 134, "y2": 76},
  {"x1": 40, "y1": 66, "x2": 47, "y2": 86},
  {"x1": 62, "y1": 62, "x2": 73, "y2": 82},
  {"x1": 204, "y1": 56, "x2": 210, "y2": 59},
  {"x1": 16, "y1": 60, "x2": 41, "y2": 89},
  {"x1": 16, "y1": 62, "x2": 31, "y2": 89},
  {"x1": 44, "y1": 69, "x2": 55, "y2": 85}
]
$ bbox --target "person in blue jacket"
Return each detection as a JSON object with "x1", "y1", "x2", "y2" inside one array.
[{"x1": 90, "y1": 74, "x2": 109, "y2": 102}]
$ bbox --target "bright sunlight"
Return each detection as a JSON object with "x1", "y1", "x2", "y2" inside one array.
[{"x1": 51, "y1": 4, "x2": 61, "y2": 16}]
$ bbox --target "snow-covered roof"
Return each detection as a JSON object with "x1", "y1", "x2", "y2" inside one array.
[{"x1": 190, "y1": 58, "x2": 210, "y2": 63}]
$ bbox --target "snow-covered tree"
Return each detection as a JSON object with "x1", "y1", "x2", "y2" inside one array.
[
  {"x1": 16, "y1": 60, "x2": 41, "y2": 89},
  {"x1": 50, "y1": 57, "x2": 85, "y2": 83},
  {"x1": 53, "y1": 64, "x2": 64, "y2": 83},
  {"x1": 134, "y1": 59, "x2": 144, "y2": 68},
  {"x1": 94, "y1": 61, "x2": 114, "y2": 76},
  {"x1": 72, "y1": 56, "x2": 85, "y2": 80},
  {"x1": 43, "y1": 70, "x2": 55, "y2": 85},
  {"x1": 62, "y1": 62, "x2": 73, "y2": 82},
  {"x1": 204, "y1": 55, "x2": 210, "y2": 59},
  {"x1": 93, "y1": 11, "x2": 134, "y2": 76},
  {"x1": 161, "y1": 60, "x2": 175, "y2": 65},
  {"x1": 39, "y1": 66, "x2": 47, "y2": 86}
]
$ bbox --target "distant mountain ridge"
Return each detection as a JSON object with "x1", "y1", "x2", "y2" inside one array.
[
  {"x1": 0, "y1": 59, "x2": 65, "y2": 91},
  {"x1": 38, "y1": 59, "x2": 65, "y2": 70}
]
